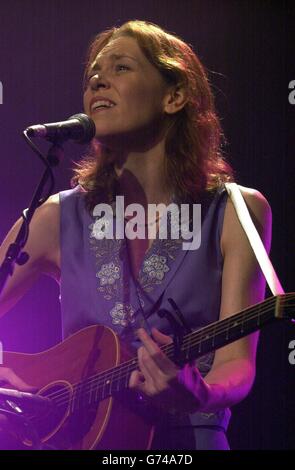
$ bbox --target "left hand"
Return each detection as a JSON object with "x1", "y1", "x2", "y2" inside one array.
[{"x1": 129, "y1": 327, "x2": 213, "y2": 414}]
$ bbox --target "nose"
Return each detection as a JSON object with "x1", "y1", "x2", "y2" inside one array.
[{"x1": 89, "y1": 73, "x2": 110, "y2": 91}]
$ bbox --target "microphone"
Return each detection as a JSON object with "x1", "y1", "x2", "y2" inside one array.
[
  {"x1": 0, "y1": 388, "x2": 53, "y2": 417},
  {"x1": 25, "y1": 113, "x2": 96, "y2": 144}
]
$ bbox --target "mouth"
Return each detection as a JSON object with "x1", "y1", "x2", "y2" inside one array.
[{"x1": 90, "y1": 98, "x2": 116, "y2": 114}]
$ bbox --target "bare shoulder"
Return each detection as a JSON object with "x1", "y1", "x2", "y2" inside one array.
[
  {"x1": 0, "y1": 193, "x2": 60, "y2": 254},
  {"x1": 221, "y1": 185, "x2": 272, "y2": 257},
  {"x1": 24, "y1": 193, "x2": 60, "y2": 252},
  {"x1": 0, "y1": 192, "x2": 61, "y2": 272},
  {"x1": 0, "y1": 193, "x2": 61, "y2": 316},
  {"x1": 236, "y1": 185, "x2": 272, "y2": 223},
  {"x1": 36, "y1": 192, "x2": 60, "y2": 219}
]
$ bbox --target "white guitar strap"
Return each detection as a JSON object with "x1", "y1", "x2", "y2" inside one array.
[{"x1": 224, "y1": 182, "x2": 284, "y2": 296}]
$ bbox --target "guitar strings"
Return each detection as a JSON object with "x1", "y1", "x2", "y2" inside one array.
[
  {"x1": 47, "y1": 310, "x2": 277, "y2": 410},
  {"x1": 44, "y1": 295, "x2": 294, "y2": 408},
  {"x1": 41, "y1": 312, "x2": 276, "y2": 404},
  {"x1": 43, "y1": 295, "x2": 294, "y2": 408},
  {"x1": 44, "y1": 308, "x2": 290, "y2": 411},
  {"x1": 44, "y1": 296, "x2": 293, "y2": 407}
]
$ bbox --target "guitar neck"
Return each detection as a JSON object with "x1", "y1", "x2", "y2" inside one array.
[
  {"x1": 72, "y1": 293, "x2": 295, "y2": 408},
  {"x1": 166, "y1": 295, "x2": 284, "y2": 364}
]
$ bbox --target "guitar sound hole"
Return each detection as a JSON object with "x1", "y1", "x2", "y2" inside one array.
[
  {"x1": 32, "y1": 383, "x2": 71, "y2": 444},
  {"x1": 31, "y1": 383, "x2": 98, "y2": 449}
]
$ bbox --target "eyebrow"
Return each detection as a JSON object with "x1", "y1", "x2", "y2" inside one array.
[{"x1": 90, "y1": 54, "x2": 139, "y2": 72}]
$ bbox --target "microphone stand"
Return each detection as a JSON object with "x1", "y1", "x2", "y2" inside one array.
[
  {"x1": 0, "y1": 139, "x2": 64, "y2": 297},
  {"x1": 0, "y1": 136, "x2": 63, "y2": 448}
]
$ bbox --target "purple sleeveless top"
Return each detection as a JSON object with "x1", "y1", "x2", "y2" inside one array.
[{"x1": 59, "y1": 184, "x2": 231, "y2": 450}]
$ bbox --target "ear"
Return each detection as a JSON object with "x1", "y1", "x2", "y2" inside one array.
[{"x1": 163, "y1": 85, "x2": 187, "y2": 115}]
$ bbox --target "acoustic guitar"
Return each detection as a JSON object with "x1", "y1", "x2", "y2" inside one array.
[{"x1": 1, "y1": 293, "x2": 294, "y2": 450}]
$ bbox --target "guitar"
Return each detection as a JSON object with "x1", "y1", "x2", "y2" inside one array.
[{"x1": 1, "y1": 293, "x2": 294, "y2": 450}]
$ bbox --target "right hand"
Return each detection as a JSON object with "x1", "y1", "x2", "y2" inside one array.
[
  {"x1": 0, "y1": 367, "x2": 35, "y2": 449},
  {"x1": 0, "y1": 366, "x2": 36, "y2": 448},
  {"x1": 0, "y1": 367, "x2": 35, "y2": 391}
]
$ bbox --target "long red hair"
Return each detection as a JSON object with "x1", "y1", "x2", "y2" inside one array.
[{"x1": 72, "y1": 20, "x2": 234, "y2": 208}]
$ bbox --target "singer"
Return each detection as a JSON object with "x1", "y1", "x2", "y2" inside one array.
[{"x1": 0, "y1": 20, "x2": 272, "y2": 450}]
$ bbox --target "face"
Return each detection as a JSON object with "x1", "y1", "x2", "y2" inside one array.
[{"x1": 83, "y1": 36, "x2": 171, "y2": 146}]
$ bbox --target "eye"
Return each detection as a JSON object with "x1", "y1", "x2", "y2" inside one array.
[
  {"x1": 84, "y1": 73, "x2": 95, "y2": 89},
  {"x1": 115, "y1": 64, "x2": 130, "y2": 72}
]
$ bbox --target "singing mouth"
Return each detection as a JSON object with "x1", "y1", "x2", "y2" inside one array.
[{"x1": 91, "y1": 98, "x2": 116, "y2": 113}]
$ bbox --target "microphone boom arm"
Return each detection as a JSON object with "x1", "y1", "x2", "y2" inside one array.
[
  {"x1": 0, "y1": 137, "x2": 63, "y2": 296},
  {"x1": 0, "y1": 113, "x2": 95, "y2": 297}
]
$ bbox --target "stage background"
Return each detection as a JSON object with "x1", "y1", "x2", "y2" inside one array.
[{"x1": 0, "y1": 0, "x2": 294, "y2": 449}]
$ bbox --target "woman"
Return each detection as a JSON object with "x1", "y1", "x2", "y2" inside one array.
[{"x1": 0, "y1": 20, "x2": 271, "y2": 449}]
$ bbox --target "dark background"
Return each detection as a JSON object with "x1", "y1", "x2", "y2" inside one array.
[{"x1": 0, "y1": 0, "x2": 294, "y2": 449}]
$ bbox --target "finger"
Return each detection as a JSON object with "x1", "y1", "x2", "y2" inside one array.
[
  {"x1": 129, "y1": 354, "x2": 159, "y2": 398},
  {"x1": 138, "y1": 346, "x2": 177, "y2": 396},
  {"x1": 129, "y1": 369, "x2": 145, "y2": 390},
  {"x1": 151, "y1": 327, "x2": 173, "y2": 346},
  {"x1": 0, "y1": 368, "x2": 35, "y2": 391},
  {"x1": 136, "y1": 328, "x2": 166, "y2": 356},
  {"x1": 137, "y1": 328, "x2": 178, "y2": 375},
  {"x1": 137, "y1": 347, "x2": 159, "y2": 388}
]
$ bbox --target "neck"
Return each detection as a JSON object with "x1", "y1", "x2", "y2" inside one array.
[{"x1": 113, "y1": 137, "x2": 171, "y2": 208}]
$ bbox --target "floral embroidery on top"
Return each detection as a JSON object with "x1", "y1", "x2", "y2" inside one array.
[
  {"x1": 89, "y1": 206, "x2": 184, "y2": 310},
  {"x1": 110, "y1": 302, "x2": 136, "y2": 327},
  {"x1": 97, "y1": 262, "x2": 120, "y2": 285},
  {"x1": 89, "y1": 217, "x2": 126, "y2": 300},
  {"x1": 138, "y1": 237, "x2": 183, "y2": 292},
  {"x1": 142, "y1": 254, "x2": 169, "y2": 281}
]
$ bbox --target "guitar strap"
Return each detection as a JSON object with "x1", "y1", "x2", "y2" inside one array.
[{"x1": 224, "y1": 182, "x2": 285, "y2": 296}]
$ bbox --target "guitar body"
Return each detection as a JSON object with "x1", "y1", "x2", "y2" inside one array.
[
  {"x1": 1, "y1": 293, "x2": 293, "y2": 449},
  {"x1": 2, "y1": 325, "x2": 154, "y2": 450}
]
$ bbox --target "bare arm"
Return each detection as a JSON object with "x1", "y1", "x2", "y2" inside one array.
[
  {"x1": 0, "y1": 194, "x2": 60, "y2": 318},
  {"x1": 203, "y1": 185, "x2": 272, "y2": 410}
]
